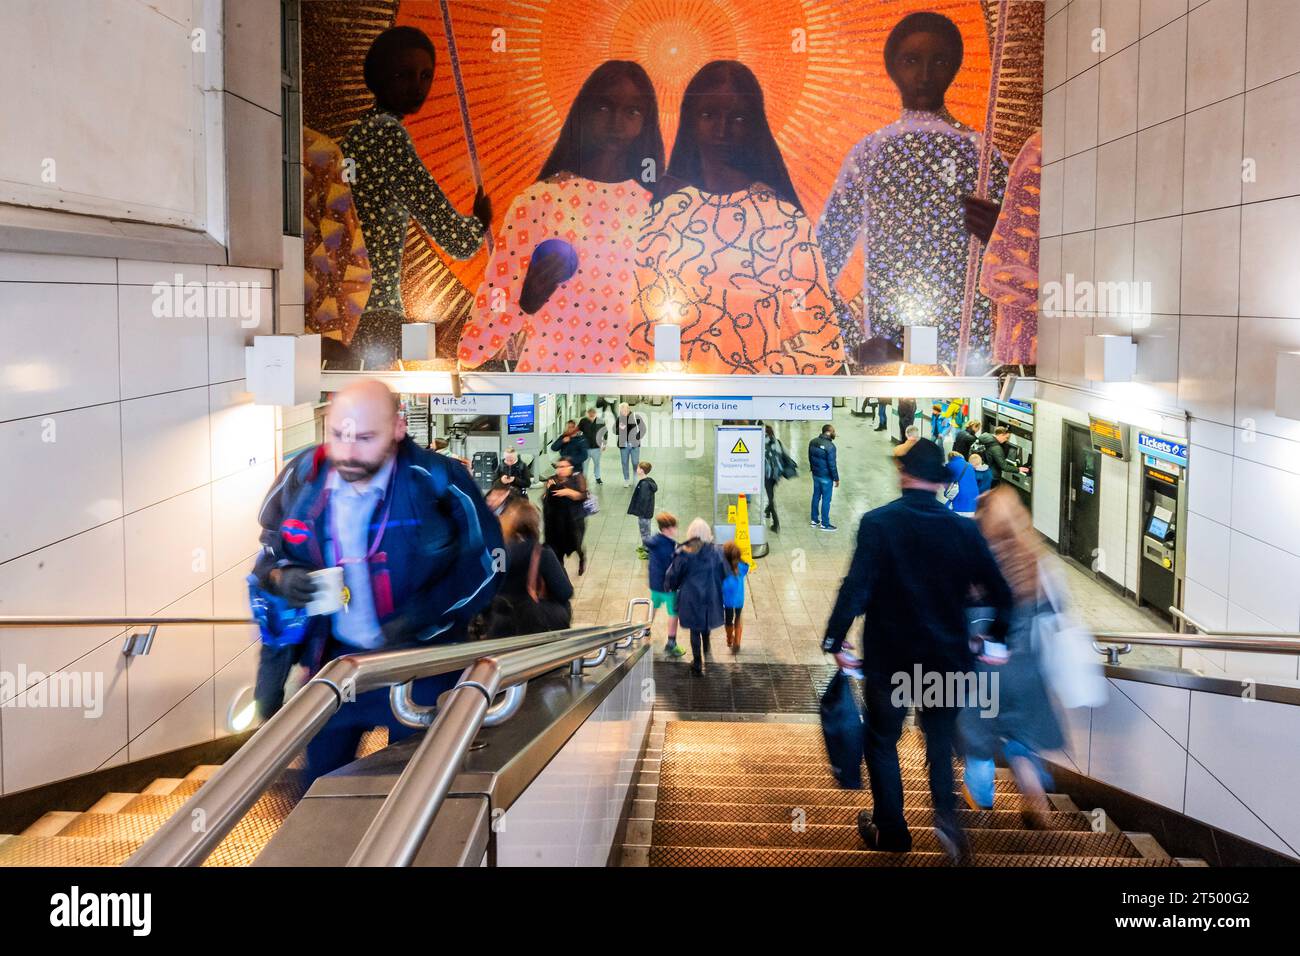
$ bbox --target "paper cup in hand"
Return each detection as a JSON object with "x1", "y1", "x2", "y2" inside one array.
[{"x1": 306, "y1": 567, "x2": 345, "y2": 616}]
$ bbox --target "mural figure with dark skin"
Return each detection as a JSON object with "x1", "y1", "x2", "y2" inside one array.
[
  {"x1": 818, "y1": 13, "x2": 1008, "y2": 371},
  {"x1": 458, "y1": 61, "x2": 663, "y2": 374},
  {"x1": 627, "y1": 61, "x2": 845, "y2": 375},
  {"x1": 519, "y1": 67, "x2": 658, "y2": 315},
  {"x1": 340, "y1": 27, "x2": 493, "y2": 368}
]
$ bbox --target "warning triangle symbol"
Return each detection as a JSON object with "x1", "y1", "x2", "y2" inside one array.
[{"x1": 731, "y1": 437, "x2": 750, "y2": 455}]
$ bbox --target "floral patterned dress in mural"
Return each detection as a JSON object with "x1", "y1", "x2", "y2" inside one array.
[
  {"x1": 627, "y1": 183, "x2": 844, "y2": 375},
  {"x1": 458, "y1": 174, "x2": 651, "y2": 373},
  {"x1": 818, "y1": 108, "x2": 1008, "y2": 371}
]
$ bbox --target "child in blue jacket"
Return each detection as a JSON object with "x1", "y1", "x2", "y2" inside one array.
[
  {"x1": 721, "y1": 540, "x2": 750, "y2": 652},
  {"x1": 642, "y1": 512, "x2": 684, "y2": 657}
]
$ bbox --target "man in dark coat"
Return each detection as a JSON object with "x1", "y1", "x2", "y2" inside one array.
[
  {"x1": 251, "y1": 379, "x2": 503, "y2": 782},
  {"x1": 822, "y1": 439, "x2": 1013, "y2": 861},
  {"x1": 578, "y1": 407, "x2": 607, "y2": 484},
  {"x1": 974, "y1": 425, "x2": 1011, "y2": 486},
  {"x1": 953, "y1": 419, "x2": 981, "y2": 459},
  {"x1": 896, "y1": 396, "x2": 917, "y2": 444},
  {"x1": 807, "y1": 424, "x2": 840, "y2": 531},
  {"x1": 550, "y1": 419, "x2": 590, "y2": 470}
]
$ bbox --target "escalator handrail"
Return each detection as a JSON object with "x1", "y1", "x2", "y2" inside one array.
[
  {"x1": 346, "y1": 619, "x2": 651, "y2": 867},
  {"x1": 1092, "y1": 631, "x2": 1300, "y2": 654},
  {"x1": 123, "y1": 610, "x2": 648, "y2": 868}
]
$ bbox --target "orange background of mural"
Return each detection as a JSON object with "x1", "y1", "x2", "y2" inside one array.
[{"x1": 395, "y1": 0, "x2": 1006, "y2": 307}]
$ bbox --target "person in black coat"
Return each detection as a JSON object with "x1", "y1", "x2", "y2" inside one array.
[
  {"x1": 487, "y1": 499, "x2": 573, "y2": 637},
  {"x1": 494, "y1": 447, "x2": 532, "y2": 499},
  {"x1": 664, "y1": 518, "x2": 726, "y2": 676},
  {"x1": 577, "y1": 407, "x2": 607, "y2": 484},
  {"x1": 550, "y1": 419, "x2": 590, "y2": 470},
  {"x1": 822, "y1": 438, "x2": 1014, "y2": 861},
  {"x1": 627, "y1": 460, "x2": 657, "y2": 539},
  {"x1": 896, "y1": 396, "x2": 917, "y2": 444},
  {"x1": 952, "y1": 420, "x2": 981, "y2": 459},
  {"x1": 542, "y1": 458, "x2": 589, "y2": 575}
]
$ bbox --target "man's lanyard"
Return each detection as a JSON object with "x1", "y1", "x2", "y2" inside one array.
[{"x1": 329, "y1": 466, "x2": 396, "y2": 607}]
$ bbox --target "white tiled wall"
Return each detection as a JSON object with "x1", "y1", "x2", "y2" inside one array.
[
  {"x1": 0, "y1": 251, "x2": 275, "y2": 794},
  {"x1": 1051, "y1": 678, "x2": 1300, "y2": 857},
  {"x1": 1038, "y1": 0, "x2": 1300, "y2": 686}
]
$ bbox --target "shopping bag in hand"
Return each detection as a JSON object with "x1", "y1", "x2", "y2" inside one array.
[{"x1": 820, "y1": 669, "x2": 864, "y2": 789}]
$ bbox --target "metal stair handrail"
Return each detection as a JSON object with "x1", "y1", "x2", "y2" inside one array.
[{"x1": 124, "y1": 598, "x2": 652, "y2": 868}]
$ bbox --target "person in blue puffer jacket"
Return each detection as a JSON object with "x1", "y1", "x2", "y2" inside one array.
[
  {"x1": 945, "y1": 451, "x2": 981, "y2": 517},
  {"x1": 807, "y1": 424, "x2": 840, "y2": 531}
]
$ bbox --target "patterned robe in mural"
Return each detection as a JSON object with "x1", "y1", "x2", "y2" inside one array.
[
  {"x1": 341, "y1": 106, "x2": 485, "y2": 318},
  {"x1": 628, "y1": 183, "x2": 844, "y2": 375},
  {"x1": 817, "y1": 108, "x2": 1008, "y2": 371},
  {"x1": 458, "y1": 175, "x2": 650, "y2": 373},
  {"x1": 981, "y1": 130, "x2": 1041, "y2": 366}
]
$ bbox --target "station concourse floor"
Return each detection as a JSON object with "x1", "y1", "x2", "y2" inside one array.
[{"x1": 545, "y1": 402, "x2": 1177, "y2": 681}]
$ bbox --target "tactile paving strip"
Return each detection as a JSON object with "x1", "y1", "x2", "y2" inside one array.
[{"x1": 654, "y1": 663, "x2": 843, "y2": 714}]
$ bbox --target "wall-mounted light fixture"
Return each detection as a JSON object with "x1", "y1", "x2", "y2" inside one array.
[
  {"x1": 245, "y1": 334, "x2": 321, "y2": 406},
  {"x1": 1084, "y1": 334, "x2": 1137, "y2": 383},
  {"x1": 654, "y1": 323, "x2": 682, "y2": 364},
  {"x1": 401, "y1": 322, "x2": 436, "y2": 361},
  {"x1": 1275, "y1": 351, "x2": 1300, "y2": 420},
  {"x1": 903, "y1": 325, "x2": 937, "y2": 365}
]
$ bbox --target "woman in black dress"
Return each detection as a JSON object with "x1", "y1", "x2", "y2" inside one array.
[{"x1": 543, "y1": 458, "x2": 589, "y2": 576}]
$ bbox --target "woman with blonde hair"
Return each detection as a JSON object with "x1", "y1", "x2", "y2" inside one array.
[
  {"x1": 664, "y1": 518, "x2": 726, "y2": 676},
  {"x1": 961, "y1": 486, "x2": 1065, "y2": 828}
]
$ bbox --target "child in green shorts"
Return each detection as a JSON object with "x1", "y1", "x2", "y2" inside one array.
[{"x1": 643, "y1": 512, "x2": 684, "y2": 656}]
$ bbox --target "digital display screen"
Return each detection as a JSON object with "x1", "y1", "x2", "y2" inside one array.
[{"x1": 1147, "y1": 517, "x2": 1169, "y2": 539}]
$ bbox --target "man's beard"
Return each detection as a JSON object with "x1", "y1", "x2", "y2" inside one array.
[{"x1": 334, "y1": 443, "x2": 395, "y2": 483}]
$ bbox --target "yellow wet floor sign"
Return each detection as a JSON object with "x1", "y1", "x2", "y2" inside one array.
[
  {"x1": 730, "y1": 437, "x2": 750, "y2": 455},
  {"x1": 734, "y1": 494, "x2": 753, "y2": 565}
]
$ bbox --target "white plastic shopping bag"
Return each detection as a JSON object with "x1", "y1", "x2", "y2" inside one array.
[{"x1": 1035, "y1": 566, "x2": 1108, "y2": 709}]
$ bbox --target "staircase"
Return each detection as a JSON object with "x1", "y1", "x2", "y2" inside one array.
[
  {"x1": 0, "y1": 766, "x2": 306, "y2": 867},
  {"x1": 0, "y1": 727, "x2": 393, "y2": 867},
  {"x1": 622, "y1": 718, "x2": 1203, "y2": 867}
]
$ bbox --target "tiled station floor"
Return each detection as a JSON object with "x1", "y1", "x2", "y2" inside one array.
[{"x1": 536, "y1": 400, "x2": 1176, "y2": 672}]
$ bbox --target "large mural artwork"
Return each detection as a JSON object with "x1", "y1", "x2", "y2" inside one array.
[{"x1": 302, "y1": 0, "x2": 1042, "y2": 377}]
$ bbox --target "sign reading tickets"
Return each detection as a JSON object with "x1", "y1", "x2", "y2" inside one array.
[
  {"x1": 715, "y1": 426, "x2": 764, "y2": 496},
  {"x1": 673, "y1": 396, "x2": 832, "y2": 420}
]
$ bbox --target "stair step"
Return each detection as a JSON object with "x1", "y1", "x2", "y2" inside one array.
[
  {"x1": 656, "y1": 784, "x2": 1033, "y2": 811},
  {"x1": 88, "y1": 792, "x2": 138, "y2": 814},
  {"x1": 0, "y1": 831, "x2": 269, "y2": 868},
  {"x1": 0, "y1": 835, "x2": 142, "y2": 867},
  {"x1": 185, "y1": 765, "x2": 222, "y2": 781},
  {"x1": 659, "y1": 769, "x2": 1020, "y2": 791},
  {"x1": 21, "y1": 811, "x2": 80, "y2": 837},
  {"x1": 141, "y1": 777, "x2": 186, "y2": 795},
  {"x1": 653, "y1": 802, "x2": 1093, "y2": 831},
  {"x1": 650, "y1": 820, "x2": 1140, "y2": 856},
  {"x1": 648, "y1": 845, "x2": 1177, "y2": 867}
]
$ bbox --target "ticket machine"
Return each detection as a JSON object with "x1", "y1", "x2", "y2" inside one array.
[{"x1": 1136, "y1": 433, "x2": 1188, "y2": 620}]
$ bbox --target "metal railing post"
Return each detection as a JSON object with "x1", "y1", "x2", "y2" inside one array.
[{"x1": 347, "y1": 659, "x2": 501, "y2": 867}]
